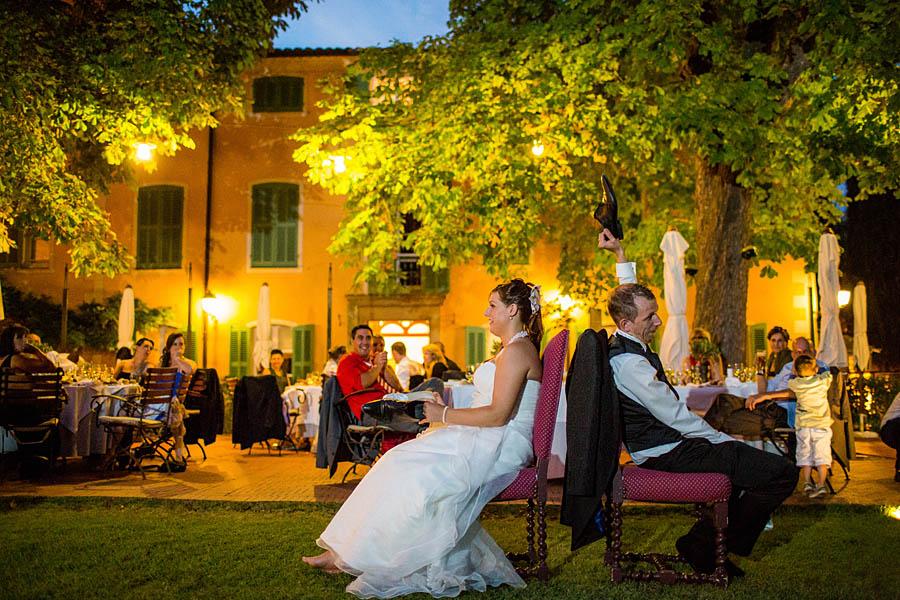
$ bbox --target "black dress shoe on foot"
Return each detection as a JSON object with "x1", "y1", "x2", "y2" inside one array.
[
  {"x1": 724, "y1": 559, "x2": 745, "y2": 579},
  {"x1": 676, "y1": 536, "x2": 714, "y2": 574}
]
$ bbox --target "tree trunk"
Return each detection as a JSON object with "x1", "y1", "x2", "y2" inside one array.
[{"x1": 691, "y1": 157, "x2": 751, "y2": 364}]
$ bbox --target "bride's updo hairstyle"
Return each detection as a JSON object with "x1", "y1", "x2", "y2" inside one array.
[{"x1": 492, "y1": 278, "x2": 544, "y2": 351}]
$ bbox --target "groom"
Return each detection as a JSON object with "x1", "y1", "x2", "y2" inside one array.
[{"x1": 598, "y1": 229, "x2": 798, "y2": 576}]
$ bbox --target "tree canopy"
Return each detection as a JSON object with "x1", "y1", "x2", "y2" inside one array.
[
  {"x1": 295, "y1": 0, "x2": 899, "y2": 360},
  {"x1": 0, "y1": 0, "x2": 307, "y2": 276}
]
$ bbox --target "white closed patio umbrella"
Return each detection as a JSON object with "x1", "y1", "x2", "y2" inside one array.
[
  {"x1": 816, "y1": 232, "x2": 848, "y2": 367},
  {"x1": 253, "y1": 283, "x2": 273, "y2": 373},
  {"x1": 659, "y1": 229, "x2": 690, "y2": 370},
  {"x1": 852, "y1": 281, "x2": 870, "y2": 371},
  {"x1": 117, "y1": 285, "x2": 135, "y2": 351}
]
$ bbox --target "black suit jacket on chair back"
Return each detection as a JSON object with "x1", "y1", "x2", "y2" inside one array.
[{"x1": 560, "y1": 328, "x2": 621, "y2": 551}]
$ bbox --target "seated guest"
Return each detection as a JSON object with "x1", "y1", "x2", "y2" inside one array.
[
  {"x1": 761, "y1": 326, "x2": 792, "y2": 380},
  {"x1": 261, "y1": 348, "x2": 293, "y2": 393},
  {"x1": 337, "y1": 325, "x2": 404, "y2": 419},
  {"x1": 879, "y1": 392, "x2": 900, "y2": 483},
  {"x1": 113, "y1": 338, "x2": 154, "y2": 381},
  {"x1": 115, "y1": 347, "x2": 133, "y2": 361},
  {"x1": 323, "y1": 345, "x2": 346, "y2": 377},
  {"x1": 436, "y1": 341, "x2": 461, "y2": 372},
  {"x1": 750, "y1": 336, "x2": 828, "y2": 404},
  {"x1": 337, "y1": 325, "x2": 442, "y2": 423},
  {"x1": 704, "y1": 337, "x2": 827, "y2": 441},
  {"x1": 370, "y1": 335, "x2": 401, "y2": 393},
  {"x1": 680, "y1": 328, "x2": 724, "y2": 384},
  {"x1": 158, "y1": 332, "x2": 195, "y2": 465},
  {"x1": 599, "y1": 228, "x2": 797, "y2": 578},
  {"x1": 0, "y1": 324, "x2": 56, "y2": 373},
  {"x1": 159, "y1": 332, "x2": 196, "y2": 376},
  {"x1": 391, "y1": 341, "x2": 423, "y2": 391},
  {"x1": 422, "y1": 343, "x2": 449, "y2": 381}
]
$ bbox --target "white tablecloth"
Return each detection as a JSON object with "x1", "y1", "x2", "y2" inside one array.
[
  {"x1": 60, "y1": 382, "x2": 141, "y2": 457},
  {"x1": 282, "y1": 384, "x2": 322, "y2": 439},
  {"x1": 673, "y1": 381, "x2": 759, "y2": 414}
]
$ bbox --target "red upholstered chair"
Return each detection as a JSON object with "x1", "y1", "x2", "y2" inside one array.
[
  {"x1": 605, "y1": 464, "x2": 732, "y2": 588},
  {"x1": 490, "y1": 329, "x2": 568, "y2": 581}
]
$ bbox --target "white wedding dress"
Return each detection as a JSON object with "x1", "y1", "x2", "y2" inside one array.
[{"x1": 316, "y1": 359, "x2": 541, "y2": 598}]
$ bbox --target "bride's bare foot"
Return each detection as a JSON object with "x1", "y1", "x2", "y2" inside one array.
[{"x1": 302, "y1": 550, "x2": 337, "y2": 571}]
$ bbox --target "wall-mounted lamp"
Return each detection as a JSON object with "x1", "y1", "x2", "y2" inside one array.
[
  {"x1": 531, "y1": 140, "x2": 544, "y2": 157},
  {"x1": 201, "y1": 290, "x2": 219, "y2": 319}
]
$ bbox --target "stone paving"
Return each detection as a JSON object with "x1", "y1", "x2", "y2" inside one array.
[{"x1": 1, "y1": 436, "x2": 897, "y2": 506}]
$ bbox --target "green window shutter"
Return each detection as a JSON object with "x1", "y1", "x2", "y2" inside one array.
[
  {"x1": 421, "y1": 265, "x2": 449, "y2": 293},
  {"x1": 183, "y1": 330, "x2": 198, "y2": 362},
  {"x1": 229, "y1": 326, "x2": 250, "y2": 378},
  {"x1": 746, "y1": 322, "x2": 767, "y2": 365},
  {"x1": 137, "y1": 185, "x2": 183, "y2": 269},
  {"x1": 252, "y1": 76, "x2": 304, "y2": 112},
  {"x1": 251, "y1": 183, "x2": 298, "y2": 268},
  {"x1": 291, "y1": 325, "x2": 315, "y2": 380},
  {"x1": 465, "y1": 326, "x2": 487, "y2": 368}
]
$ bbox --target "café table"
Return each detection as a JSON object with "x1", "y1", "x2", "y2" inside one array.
[
  {"x1": 60, "y1": 380, "x2": 141, "y2": 458},
  {"x1": 282, "y1": 384, "x2": 322, "y2": 440}
]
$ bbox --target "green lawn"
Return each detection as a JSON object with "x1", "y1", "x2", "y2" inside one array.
[{"x1": 2, "y1": 497, "x2": 899, "y2": 600}]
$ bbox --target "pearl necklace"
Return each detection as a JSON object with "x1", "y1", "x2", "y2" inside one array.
[{"x1": 505, "y1": 330, "x2": 528, "y2": 346}]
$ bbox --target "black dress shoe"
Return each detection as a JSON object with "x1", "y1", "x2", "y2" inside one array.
[
  {"x1": 676, "y1": 535, "x2": 714, "y2": 574},
  {"x1": 594, "y1": 174, "x2": 624, "y2": 240},
  {"x1": 676, "y1": 536, "x2": 744, "y2": 578}
]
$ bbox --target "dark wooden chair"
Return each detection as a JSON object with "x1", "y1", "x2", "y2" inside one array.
[
  {"x1": 605, "y1": 465, "x2": 732, "y2": 588},
  {"x1": 489, "y1": 329, "x2": 568, "y2": 581},
  {"x1": 92, "y1": 367, "x2": 179, "y2": 478},
  {"x1": 0, "y1": 368, "x2": 66, "y2": 469}
]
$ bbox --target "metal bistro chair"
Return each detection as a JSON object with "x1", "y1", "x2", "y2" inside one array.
[
  {"x1": 92, "y1": 367, "x2": 179, "y2": 479},
  {"x1": 183, "y1": 369, "x2": 208, "y2": 460},
  {"x1": 489, "y1": 329, "x2": 568, "y2": 581},
  {"x1": 332, "y1": 386, "x2": 388, "y2": 483},
  {"x1": 0, "y1": 368, "x2": 66, "y2": 470},
  {"x1": 284, "y1": 387, "x2": 308, "y2": 453}
]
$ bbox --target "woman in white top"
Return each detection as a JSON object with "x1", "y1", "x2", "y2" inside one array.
[{"x1": 303, "y1": 279, "x2": 544, "y2": 598}]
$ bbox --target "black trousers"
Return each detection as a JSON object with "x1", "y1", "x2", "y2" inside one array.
[
  {"x1": 641, "y1": 438, "x2": 799, "y2": 557},
  {"x1": 880, "y1": 418, "x2": 900, "y2": 471}
]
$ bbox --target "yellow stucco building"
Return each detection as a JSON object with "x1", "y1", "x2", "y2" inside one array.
[{"x1": 1, "y1": 50, "x2": 821, "y2": 376}]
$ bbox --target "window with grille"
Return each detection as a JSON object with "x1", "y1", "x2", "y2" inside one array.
[
  {"x1": 136, "y1": 185, "x2": 183, "y2": 269},
  {"x1": 252, "y1": 76, "x2": 304, "y2": 112},
  {"x1": 251, "y1": 183, "x2": 299, "y2": 268}
]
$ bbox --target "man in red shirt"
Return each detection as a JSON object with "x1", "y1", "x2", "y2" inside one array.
[{"x1": 337, "y1": 324, "x2": 404, "y2": 419}]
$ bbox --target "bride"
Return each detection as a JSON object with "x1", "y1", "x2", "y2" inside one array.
[{"x1": 303, "y1": 279, "x2": 544, "y2": 598}]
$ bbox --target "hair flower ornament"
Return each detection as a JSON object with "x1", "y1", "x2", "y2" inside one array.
[{"x1": 529, "y1": 285, "x2": 542, "y2": 313}]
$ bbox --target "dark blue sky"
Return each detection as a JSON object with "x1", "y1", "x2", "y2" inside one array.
[{"x1": 275, "y1": 0, "x2": 450, "y2": 49}]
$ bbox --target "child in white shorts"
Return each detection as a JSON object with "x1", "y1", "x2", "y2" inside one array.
[{"x1": 787, "y1": 355, "x2": 833, "y2": 499}]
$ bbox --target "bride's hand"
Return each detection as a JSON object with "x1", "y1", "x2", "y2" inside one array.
[{"x1": 420, "y1": 393, "x2": 446, "y2": 424}]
